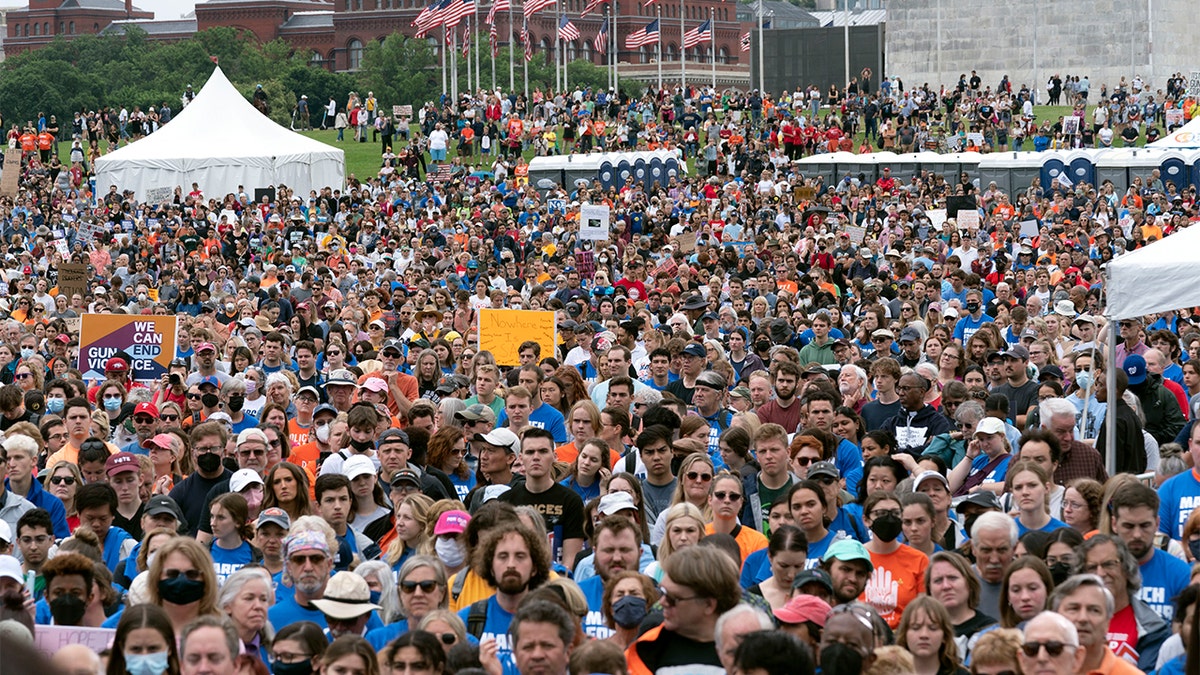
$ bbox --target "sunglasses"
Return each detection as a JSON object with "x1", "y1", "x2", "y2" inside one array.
[
  {"x1": 686, "y1": 471, "x2": 713, "y2": 482},
  {"x1": 50, "y1": 475, "x2": 76, "y2": 486},
  {"x1": 289, "y1": 553, "x2": 328, "y2": 566},
  {"x1": 164, "y1": 568, "x2": 203, "y2": 581},
  {"x1": 713, "y1": 491, "x2": 742, "y2": 501},
  {"x1": 14, "y1": 373, "x2": 31, "y2": 380},
  {"x1": 186, "y1": 393, "x2": 202, "y2": 400},
  {"x1": 1020, "y1": 641, "x2": 1070, "y2": 658},
  {"x1": 400, "y1": 579, "x2": 440, "y2": 594},
  {"x1": 161, "y1": 414, "x2": 180, "y2": 422}
]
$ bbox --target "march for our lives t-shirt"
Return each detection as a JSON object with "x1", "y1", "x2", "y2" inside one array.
[
  {"x1": 805, "y1": 529, "x2": 843, "y2": 569},
  {"x1": 458, "y1": 596, "x2": 519, "y2": 675},
  {"x1": 1138, "y1": 548, "x2": 1192, "y2": 621},
  {"x1": 578, "y1": 576, "x2": 616, "y2": 639},
  {"x1": 210, "y1": 540, "x2": 254, "y2": 585},
  {"x1": 1158, "y1": 468, "x2": 1200, "y2": 539}
]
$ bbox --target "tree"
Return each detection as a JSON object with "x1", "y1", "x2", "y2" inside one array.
[{"x1": 357, "y1": 33, "x2": 440, "y2": 111}]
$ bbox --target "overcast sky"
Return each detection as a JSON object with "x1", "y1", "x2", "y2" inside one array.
[{"x1": 137, "y1": 0, "x2": 205, "y2": 20}]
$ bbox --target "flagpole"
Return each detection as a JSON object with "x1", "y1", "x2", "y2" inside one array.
[
  {"x1": 491, "y1": 26, "x2": 496, "y2": 90},
  {"x1": 523, "y1": 17, "x2": 529, "y2": 96},
  {"x1": 466, "y1": 18, "x2": 472, "y2": 96},
  {"x1": 442, "y1": 27, "x2": 448, "y2": 97},
  {"x1": 508, "y1": 1, "x2": 514, "y2": 92},
  {"x1": 710, "y1": 7, "x2": 715, "y2": 90},
  {"x1": 452, "y1": 29, "x2": 458, "y2": 102},
  {"x1": 679, "y1": 0, "x2": 684, "y2": 90},
  {"x1": 611, "y1": 2, "x2": 617, "y2": 93},
  {"x1": 756, "y1": 1, "x2": 763, "y2": 92},
  {"x1": 475, "y1": 5, "x2": 481, "y2": 95},
  {"x1": 555, "y1": 0, "x2": 561, "y2": 93},
  {"x1": 656, "y1": 6, "x2": 661, "y2": 93}
]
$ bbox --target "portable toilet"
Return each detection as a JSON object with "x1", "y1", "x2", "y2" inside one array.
[
  {"x1": 1122, "y1": 148, "x2": 1172, "y2": 193},
  {"x1": 1096, "y1": 148, "x2": 1140, "y2": 193},
  {"x1": 664, "y1": 156, "x2": 682, "y2": 181},
  {"x1": 1040, "y1": 151, "x2": 1070, "y2": 190},
  {"x1": 1064, "y1": 149, "x2": 1102, "y2": 188},
  {"x1": 1186, "y1": 149, "x2": 1200, "y2": 192},
  {"x1": 953, "y1": 151, "x2": 984, "y2": 185},
  {"x1": 916, "y1": 151, "x2": 954, "y2": 179},
  {"x1": 1159, "y1": 150, "x2": 1189, "y2": 193},
  {"x1": 978, "y1": 152, "x2": 1041, "y2": 195},
  {"x1": 647, "y1": 156, "x2": 666, "y2": 189},
  {"x1": 795, "y1": 154, "x2": 837, "y2": 187},
  {"x1": 598, "y1": 160, "x2": 617, "y2": 190},
  {"x1": 888, "y1": 152, "x2": 922, "y2": 183},
  {"x1": 839, "y1": 151, "x2": 885, "y2": 185}
]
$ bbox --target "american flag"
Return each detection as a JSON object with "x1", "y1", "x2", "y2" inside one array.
[
  {"x1": 442, "y1": 0, "x2": 475, "y2": 27},
  {"x1": 489, "y1": 21, "x2": 499, "y2": 57},
  {"x1": 593, "y1": 21, "x2": 608, "y2": 54},
  {"x1": 415, "y1": 0, "x2": 451, "y2": 36},
  {"x1": 486, "y1": 0, "x2": 509, "y2": 23},
  {"x1": 445, "y1": 25, "x2": 454, "y2": 46},
  {"x1": 521, "y1": 24, "x2": 533, "y2": 61},
  {"x1": 581, "y1": 0, "x2": 605, "y2": 17},
  {"x1": 682, "y1": 18, "x2": 711, "y2": 49},
  {"x1": 557, "y1": 16, "x2": 580, "y2": 41},
  {"x1": 462, "y1": 27, "x2": 471, "y2": 55},
  {"x1": 740, "y1": 31, "x2": 751, "y2": 52},
  {"x1": 523, "y1": 0, "x2": 555, "y2": 19},
  {"x1": 624, "y1": 18, "x2": 659, "y2": 49}
]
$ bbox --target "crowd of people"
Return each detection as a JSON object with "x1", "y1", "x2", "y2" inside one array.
[{"x1": 2, "y1": 67, "x2": 1200, "y2": 675}]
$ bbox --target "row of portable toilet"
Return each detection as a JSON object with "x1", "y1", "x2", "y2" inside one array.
[
  {"x1": 794, "y1": 151, "x2": 985, "y2": 188},
  {"x1": 527, "y1": 150, "x2": 684, "y2": 193}
]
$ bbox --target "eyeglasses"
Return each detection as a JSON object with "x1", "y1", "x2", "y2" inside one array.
[
  {"x1": 400, "y1": 579, "x2": 440, "y2": 593},
  {"x1": 238, "y1": 448, "x2": 267, "y2": 458},
  {"x1": 685, "y1": 471, "x2": 713, "y2": 482},
  {"x1": 134, "y1": 416, "x2": 156, "y2": 424},
  {"x1": 657, "y1": 585, "x2": 703, "y2": 607},
  {"x1": 164, "y1": 568, "x2": 203, "y2": 581},
  {"x1": 896, "y1": 385, "x2": 921, "y2": 393},
  {"x1": 270, "y1": 652, "x2": 312, "y2": 665},
  {"x1": 869, "y1": 509, "x2": 902, "y2": 519},
  {"x1": 102, "y1": 394, "x2": 123, "y2": 401},
  {"x1": 814, "y1": 476, "x2": 838, "y2": 486},
  {"x1": 1084, "y1": 559, "x2": 1122, "y2": 574},
  {"x1": 1020, "y1": 641, "x2": 1071, "y2": 658},
  {"x1": 713, "y1": 491, "x2": 742, "y2": 501},
  {"x1": 14, "y1": 373, "x2": 31, "y2": 380},
  {"x1": 289, "y1": 553, "x2": 328, "y2": 566},
  {"x1": 19, "y1": 535, "x2": 51, "y2": 545}
]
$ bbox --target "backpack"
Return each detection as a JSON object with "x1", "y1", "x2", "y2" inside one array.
[{"x1": 466, "y1": 598, "x2": 489, "y2": 639}]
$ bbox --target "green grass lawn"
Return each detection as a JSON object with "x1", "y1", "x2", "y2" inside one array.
[{"x1": 55, "y1": 104, "x2": 1151, "y2": 189}]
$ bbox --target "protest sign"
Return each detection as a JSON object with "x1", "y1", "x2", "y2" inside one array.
[
  {"x1": 956, "y1": 209, "x2": 981, "y2": 230},
  {"x1": 58, "y1": 263, "x2": 90, "y2": 298},
  {"x1": 844, "y1": 225, "x2": 867, "y2": 245},
  {"x1": 143, "y1": 186, "x2": 173, "y2": 204},
  {"x1": 1019, "y1": 219, "x2": 1040, "y2": 238},
  {"x1": 794, "y1": 186, "x2": 817, "y2": 201},
  {"x1": 64, "y1": 317, "x2": 81, "y2": 336},
  {"x1": 926, "y1": 209, "x2": 948, "y2": 231},
  {"x1": 1166, "y1": 108, "x2": 1184, "y2": 129},
  {"x1": 578, "y1": 203, "x2": 611, "y2": 241},
  {"x1": 1190, "y1": 71, "x2": 1200, "y2": 98},
  {"x1": 676, "y1": 232, "x2": 697, "y2": 253},
  {"x1": 78, "y1": 314, "x2": 177, "y2": 382},
  {"x1": 394, "y1": 104, "x2": 413, "y2": 120},
  {"x1": 34, "y1": 625, "x2": 114, "y2": 657},
  {"x1": 547, "y1": 198, "x2": 567, "y2": 214},
  {"x1": 77, "y1": 219, "x2": 105, "y2": 243},
  {"x1": 478, "y1": 309, "x2": 556, "y2": 367},
  {"x1": 53, "y1": 239, "x2": 70, "y2": 258}
]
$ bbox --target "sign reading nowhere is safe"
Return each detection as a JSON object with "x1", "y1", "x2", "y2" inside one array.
[
  {"x1": 478, "y1": 309, "x2": 556, "y2": 367},
  {"x1": 78, "y1": 314, "x2": 177, "y2": 382}
]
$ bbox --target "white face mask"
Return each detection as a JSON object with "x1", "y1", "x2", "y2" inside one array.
[
  {"x1": 315, "y1": 424, "x2": 331, "y2": 444},
  {"x1": 435, "y1": 536, "x2": 466, "y2": 568}
]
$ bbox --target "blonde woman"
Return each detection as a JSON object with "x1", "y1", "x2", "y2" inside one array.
[
  {"x1": 644, "y1": 502, "x2": 705, "y2": 582},
  {"x1": 648, "y1": 452, "x2": 714, "y2": 546},
  {"x1": 384, "y1": 493, "x2": 434, "y2": 573}
]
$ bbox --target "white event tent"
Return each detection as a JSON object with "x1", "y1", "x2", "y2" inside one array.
[
  {"x1": 1150, "y1": 116, "x2": 1200, "y2": 150},
  {"x1": 95, "y1": 67, "x2": 344, "y2": 199}
]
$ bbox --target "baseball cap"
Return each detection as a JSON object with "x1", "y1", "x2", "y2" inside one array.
[
  {"x1": 236, "y1": 428, "x2": 270, "y2": 447},
  {"x1": 0, "y1": 555, "x2": 21, "y2": 583},
  {"x1": 898, "y1": 326, "x2": 922, "y2": 344},
  {"x1": 389, "y1": 467, "x2": 422, "y2": 488},
  {"x1": 973, "y1": 417, "x2": 1006, "y2": 437},
  {"x1": 774, "y1": 594, "x2": 833, "y2": 627},
  {"x1": 473, "y1": 428, "x2": 520, "y2": 454},
  {"x1": 133, "y1": 402, "x2": 159, "y2": 418},
  {"x1": 956, "y1": 491, "x2": 1003, "y2": 513},
  {"x1": 296, "y1": 385, "x2": 321, "y2": 401},
  {"x1": 913, "y1": 471, "x2": 950, "y2": 493},
  {"x1": 256, "y1": 507, "x2": 291, "y2": 531},
  {"x1": 144, "y1": 495, "x2": 185, "y2": 526},
  {"x1": 310, "y1": 572, "x2": 381, "y2": 619},
  {"x1": 230, "y1": 469, "x2": 265, "y2": 493},
  {"x1": 360, "y1": 378, "x2": 388, "y2": 393},
  {"x1": 194, "y1": 342, "x2": 216, "y2": 354},
  {"x1": 377, "y1": 429, "x2": 410, "y2": 447},
  {"x1": 326, "y1": 369, "x2": 358, "y2": 387},
  {"x1": 313, "y1": 403, "x2": 338, "y2": 419},
  {"x1": 822, "y1": 539, "x2": 874, "y2": 570},
  {"x1": 105, "y1": 357, "x2": 128, "y2": 372},
  {"x1": 695, "y1": 371, "x2": 726, "y2": 391},
  {"x1": 1002, "y1": 344, "x2": 1030, "y2": 360},
  {"x1": 198, "y1": 375, "x2": 221, "y2": 389},
  {"x1": 105, "y1": 452, "x2": 139, "y2": 477},
  {"x1": 207, "y1": 411, "x2": 233, "y2": 426},
  {"x1": 808, "y1": 461, "x2": 840, "y2": 480},
  {"x1": 682, "y1": 343, "x2": 707, "y2": 358},
  {"x1": 942, "y1": 307, "x2": 959, "y2": 319},
  {"x1": 598, "y1": 491, "x2": 638, "y2": 516},
  {"x1": 380, "y1": 339, "x2": 403, "y2": 356},
  {"x1": 1124, "y1": 354, "x2": 1147, "y2": 385},
  {"x1": 792, "y1": 568, "x2": 834, "y2": 594},
  {"x1": 344, "y1": 455, "x2": 377, "y2": 481},
  {"x1": 434, "y1": 510, "x2": 470, "y2": 535},
  {"x1": 0, "y1": 523, "x2": 9, "y2": 546},
  {"x1": 871, "y1": 328, "x2": 895, "y2": 340},
  {"x1": 1038, "y1": 365, "x2": 1064, "y2": 381},
  {"x1": 455, "y1": 403, "x2": 497, "y2": 425}
]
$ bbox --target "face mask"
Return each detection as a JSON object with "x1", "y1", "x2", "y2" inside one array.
[
  {"x1": 49, "y1": 594, "x2": 87, "y2": 625},
  {"x1": 244, "y1": 380, "x2": 257, "y2": 395},
  {"x1": 124, "y1": 651, "x2": 170, "y2": 675},
  {"x1": 1075, "y1": 370, "x2": 1092, "y2": 392},
  {"x1": 611, "y1": 595, "x2": 648, "y2": 629},
  {"x1": 201, "y1": 393, "x2": 220, "y2": 408},
  {"x1": 138, "y1": 293, "x2": 148, "y2": 302},
  {"x1": 196, "y1": 452, "x2": 222, "y2": 474},
  {"x1": 315, "y1": 424, "x2": 331, "y2": 444},
  {"x1": 965, "y1": 301, "x2": 981, "y2": 313},
  {"x1": 103, "y1": 397, "x2": 123, "y2": 412},
  {"x1": 1189, "y1": 539, "x2": 1200, "y2": 563},
  {"x1": 1048, "y1": 561, "x2": 1072, "y2": 586},
  {"x1": 435, "y1": 537, "x2": 466, "y2": 568},
  {"x1": 755, "y1": 341, "x2": 772, "y2": 352},
  {"x1": 225, "y1": 303, "x2": 235, "y2": 313},
  {"x1": 820, "y1": 642, "x2": 865, "y2": 675},
  {"x1": 46, "y1": 397, "x2": 64, "y2": 414},
  {"x1": 243, "y1": 487, "x2": 264, "y2": 512},
  {"x1": 870, "y1": 513, "x2": 903, "y2": 543},
  {"x1": 350, "y1": 438, "x2": 375, "y2": 453},
  {"x1": 222, "y1": 456, "x2": 240, "y2": 473},
  {"x1": 963, "y1": 514, "x2": 981, "y2": 539},
  {"x1": 20, "y1": 347, "x2": 34, "y2": 360},
  {"x1": 157, "y1": 575, "x2": 206, "y2": 606},
  {"x1": 226, "y1": 395, "x2": 244, "y2": 413},
  {"x1": 272, "y1": 661, "x2": 314, "y2": 675}
]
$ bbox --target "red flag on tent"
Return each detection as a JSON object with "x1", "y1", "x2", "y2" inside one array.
[{"x1": 210, "y1": 55, "x2": 219, "y2": 64}]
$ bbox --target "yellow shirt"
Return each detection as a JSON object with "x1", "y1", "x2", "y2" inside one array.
[{"x1": 447, "y1": 568, "x2": 562, "y2": 612}]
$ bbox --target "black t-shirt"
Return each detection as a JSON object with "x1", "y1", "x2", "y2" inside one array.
[
  {"x1": 196, "y1": 478, "x2": 234, "y2": 535},
  {"x1": 861, "y1": 399, "x2": 903, "y2": 432},
  {"x1": 498, "y1": 482, "x2": 584, "y2": 565},
  {"x1": 632, "y1": 625, "x2": 723, "y2": 673},
  {"x1": 992, "y1": 379, "x2": 1040, "y2": 422},
  {"x1": 168, "y1": 469, "x2": 232, "y2": 537},
  {"x1": 664, "y1": 379, "x2": 695, "y2": 406}
]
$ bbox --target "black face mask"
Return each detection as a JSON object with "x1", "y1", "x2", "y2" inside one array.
[
  {"x1": 1048, "y1": 561, "x2": 1072, "y2": 586},
  {"x1": 966, "y1": 301, "x2": 982, "y2": 313},
  {"x1": 196, "y1": 452, "x2": 222, "y2": 474},
  {"x1": 49, "y1": 594, "x2": 87, "y2": 626},
  {"x1": 201, "y1": 393, "x2": 220, "y2": 408},
  {"x1": 611, "y1": 595, "x2": 648, "y2": 629},
  {"x1": 223, "y1": 456, "x2": 240, "y2": 473},
  {"x1": 963, "y1": 514, "x2": 981, "y2": 540},
  {"x1": 226, "y1": 395, "x2": 244, "y2": 413},
  {"x1": 820, "y1": 642, "x2": 864, "y2": 675},
  {"x1": 870, "y1": 513, "x2": 903, "y2": 543},
  {"x1": 350, "y1": 438, "x2": 375, "y2": 453},
  {"x1": 272, "y1": 661, "x2": 313, "y2": 675},
  {"x1": 158, "y1": 575, "x2": 206, "y2": 606}
]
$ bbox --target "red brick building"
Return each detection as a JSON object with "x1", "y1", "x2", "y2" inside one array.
[{"x1": 5, "y1": 0, "x2": 152, "y2": 55}]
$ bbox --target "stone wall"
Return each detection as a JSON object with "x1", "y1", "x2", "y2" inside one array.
[{"x1": 885, "y1": 0, "x2": 1198, "y2": 100}]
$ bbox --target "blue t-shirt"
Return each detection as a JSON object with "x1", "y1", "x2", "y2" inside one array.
[
  {"x1": 272, "y1": 570, "x2": 295, "y2": 604},
  {"x1": 457, "y1": 596, "x2": 519, "y2": 675},
  {"x1": 577, "y1": 576, "x2": 615, "y2": 639},
  {"x1": 1015, "y1": 517, "x2": 1069, "y2": 537},
  {"x1": 103, "y1": 526, "x2": 133, "y2": 573},
  {"x1": 497, "y1": 403, "x2": 568, "y2": 443},
  {"x1": 805, "y1": 529, "x2": 842, "y2": 569},
  {"x1": 268, "y1": 597, "x2": 385, "y2": 632},
  {"x1": 450, "y1": 473, "x2": 477, "y2": 501},
  {"x1": 1159, "y1": 469, "x2": 1200, "y2": 539},
  {"x1": 365, "y1": 619, "x2": 410, "y2": 652},
  {"x1": 835, "y1": 438, "x2": 864, "y2": 497},
  {"x1": 830, "y1": 506, "x2": 869, "y2": 543},
  {"x1": 953, "y1": 313, "x2": 995, "y2": 345},
  {"x1": 210, "y1": 540, "x2": 255, "y2": 585},
  {"x1": 968, "y1": 454, "x2": 1012, "y2": 486},
  {"x1": 1137, "y1": 548, "x2": 1192, "y2": 621},
  {"x1": 560, "y1": 476, "x2": 602, "y2": 504},
  {"x1": 740, "y1": 548, "x2": 771, "y2": 588}
]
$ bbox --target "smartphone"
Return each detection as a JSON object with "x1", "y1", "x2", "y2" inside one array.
[{"x1": 24, "y1": 570, "x2": 35, "y2": 596}]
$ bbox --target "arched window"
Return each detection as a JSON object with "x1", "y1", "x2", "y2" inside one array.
[
  {"x1": 32, "y1": 22, "x2": 38, "y2": 35},
  {"x1": 57, "y1": 21, "x2": 62, "y2": 33},
  {"x1": 347, "y1": 38, "x2": 364, "y2": 70},
  {"x1": 639, "y1": 45, "x2": 648, "y2": 64},
  {"x1": 69, "y1": 21, "x2": 74, "y2": 33},
  {"x1": 665, "y1": 43, "x2": 676, "y2": 62},
  {"x1": 539, "y1": 37, "x2": 550, "y2": 54},
  {"x1": 718, "y1": 46, "x2": 728, "y2": 64},
  {"x1": 308, "y1": 50, "x2": 324, "y2": 67},
  {"x1": 581, "y1": 39, "x2": 592, "y2": 63},
  {"x1": 43, "y1": 22, "x2": 48, "y2": 34}
]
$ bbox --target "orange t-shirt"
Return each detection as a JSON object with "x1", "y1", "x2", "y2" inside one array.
[
  {"x1": 705, "y1": 523, "x2": 768, "y2": 563},
  {"x1": 287, "y1": 419, "x2": 311, "y2": 449},
  {"x1": 860, "y1": 544, "x2": 929, "y2": 628},
  {"x1": 555, "y1": 441, "x2": 620, "y2": 467}
]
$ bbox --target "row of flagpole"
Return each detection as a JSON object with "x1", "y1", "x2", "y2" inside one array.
[{"x1": 413, "y1": 0, "x2": 761, "y2": 99}]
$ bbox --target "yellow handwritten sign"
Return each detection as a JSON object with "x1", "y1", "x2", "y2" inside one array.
[{"x1": 478, "y1": 309, "x2": 557, "y2": 367}]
